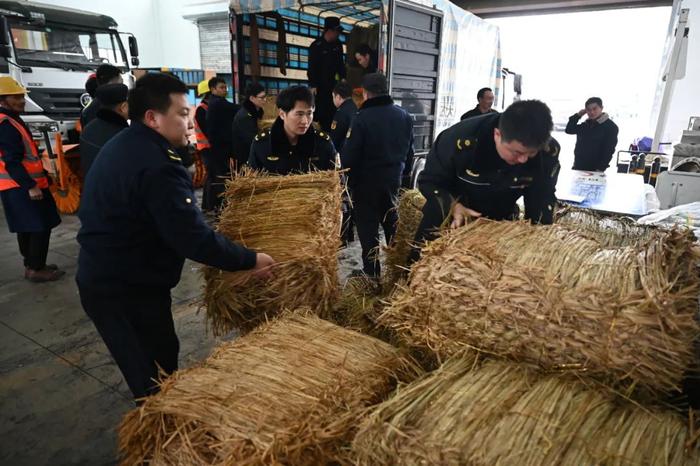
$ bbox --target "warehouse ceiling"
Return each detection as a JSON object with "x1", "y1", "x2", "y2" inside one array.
[{"x1": 454, "y1": 0, "x2": 672, "y2": 18}]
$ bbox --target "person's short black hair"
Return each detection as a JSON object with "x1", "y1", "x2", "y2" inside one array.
[
  {"x1": 128, "y1": 73, "x2": 188, "y2": 121},
  {"x1": 276, "y1": 85, "x2": 314, "y2": 112},
  {"x1": 361, "y1": 72, "x2": 387, "y2": 96},
  {"x1": 477, "y1": 87, "x2": 493, "y2": 100},
  {"x1": 498, "y1": 100, "x2": 553, "y2": 149},
  {"x1": 85, "y1": 75, "x2": 98, "y2": 98},
  {"x1": 355, "y1": 44, "x2": 373, "y2": 57},
  {"x1": 585, "y1": 97, "x2": 603, "y2": 108},
  {"x1": 244, "y1": 81, "x2": 265, "y2": 99},
  {"x1": 95, "y1": 64, "x2": 121, "y2": 85},
  {"x1": 208, "y1": 76, "x2": 226, "y2": 91},
  {"x1": 332, "y1": 80, "x2": 352, "y2": 99}
]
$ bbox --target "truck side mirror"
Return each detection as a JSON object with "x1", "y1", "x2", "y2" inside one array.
[
  {"x1": 131, "y1": 56, "x2": 139, "y2": 67},
  {"x1": 128, "y1": 36, "x2": 139, "y2": 59},
  {"x1": 0, "y1": 17, "x2": 12, "y2": 59}
]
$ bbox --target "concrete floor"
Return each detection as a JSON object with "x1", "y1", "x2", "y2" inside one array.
[{"x1": 0, "y1": 197, "x2": 364, "y2": 465}]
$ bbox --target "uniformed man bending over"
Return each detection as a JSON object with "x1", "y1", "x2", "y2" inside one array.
[
  {"x1": 248, "y1": 85, "x2": 335, "y2": 175},
  {"x1": 412, "y1": 99, "x2": 560, "y2": 261},
  {"x1": 77, "y1": 73, "x2": 275, "y2": 401},
  {"x1": 341, "y1": 73, "x2": 414, "y2": 278}
]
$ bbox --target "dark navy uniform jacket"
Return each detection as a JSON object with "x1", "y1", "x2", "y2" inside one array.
[
  {"x1": 232, "y1": 100, "x2": 263, "y2": 168},
  {"x1": 77, "y1": 121, "x2": 257, "y2": 292},
  {"x1": 247, "y1": 118, "x2": 336, "y2": 175},
  {"x1": 329, "y1": 98, "x2": 357, "y2": 153},
  {"x1": 340, "y1": 95, "x2": 414, "y2": 189},
  {"x1": 308, "y1": 37, "x2": 346, "y2": 91},
  {"x1": 416, "y1": 113, "x2": 560, "y2": 242}
]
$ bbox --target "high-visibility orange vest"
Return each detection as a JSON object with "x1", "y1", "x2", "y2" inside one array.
[
  {"x1": 194, "y1": 102, "x2": 211, "y2": 151},
  {"x1": 0, "y1": 114, "x2": 49, "y2": 191}
]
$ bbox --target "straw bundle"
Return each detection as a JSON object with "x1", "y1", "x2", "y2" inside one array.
[
  {"x1": 203, "y1": 170, "x2": 342, "y2": 335},
  {"x1": 556, "y1": 205, "x2": 658, "y2": 247},
  {"x1": 119, "y1": 313, "x2": 420, "y2": 466},
  {"x1": 331, "y1": 276, "x2": 384, "y2": 334},
  {"x1": 353, "y1": 355, "x2": 700, "y2": 466},
  {"x1": 380, "y1": 219, "x2": 700, "y2": 396},
  {"x1": 383, "y1": 189, "x2": 425, "y2": 287}
]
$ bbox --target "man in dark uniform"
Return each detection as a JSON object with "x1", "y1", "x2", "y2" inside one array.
[
  {"x1": 412, "y1": 100, "x2": 560, "y2": 261},
  {"x1": 565, "y1": 96, "x2": 619, "y2": 172},
  {"x1": 77, "y1": 73, "x2": 275, "y2": 400},
  {"x1": 80, "y1": 83, "x2": 129, "y2": 176},
  {"x1": 330, "y1": 80, "x2": 357, "y2": 153},
  {"x1": 330, "y1": 80, "x2": 358, "y2": 245},
  {"x1": 80, "y1": 64, "x2": 123, "y2": 129},
  {"x1": 232, "y1": 81, "x2": 266, "y2": 168},
  {"x1": 0, "y1": 76, "x2": 64, "y2": 282},
  {"x1": 460, "y1": 87, "x2": 498, "y2": 120},
  {"x1": 341, "y1": 73, "x2": 414, "y2": 278},
  {"x1": 248, "y1": 85, "x2": 335, "y2": 175},
  {"x1": 205, "y1": 77, "x2": 239, "y2": 209},
  {"x1": 308, "y1": 16, "x2": 346, "y2": 132}
]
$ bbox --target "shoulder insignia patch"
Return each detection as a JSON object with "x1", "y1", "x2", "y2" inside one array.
[
  {"x1": 166, "y1": 149, "x2": 182, "y2": 162},
  {"x1": 267, "y1": 155, "x2": 279, "y2": 161},
  {"x1": 456, "y1": 138, "x2": 473, "y2": 150},
  {"x1": 346, "y1": 128, "x2": 351, "y2": 139},
  {"x1": 331, "y1": 121, "x2": 337, "y2": 130}
]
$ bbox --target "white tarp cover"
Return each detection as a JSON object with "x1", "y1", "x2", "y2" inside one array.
[{"x1": 412, "y1": 0, "x2": 501, "y2": 133}]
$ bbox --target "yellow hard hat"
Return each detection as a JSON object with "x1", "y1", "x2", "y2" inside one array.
[
  {"x1": 0, "y1": 76, "x2": 28, "y2": 96},
  {"x1": 197, "y1": 79, "x2": 209, "y2": 97}
]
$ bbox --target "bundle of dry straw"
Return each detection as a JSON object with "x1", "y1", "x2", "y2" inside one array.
[
  {"x1": 331, "y1": 276, "x2": 384, "y2": 334},
  {"x1": 119, "y1": 313, "x2": 420, "y2": 466},
  {"x1": 380, "y1": 219, "x2": 700, "y2": 396},
  {"x1": 383, "y1": 189, "x2": 425, "y2": 287},
  {"x1": 204, "y1": 170, "x2": 342, "y2": 335},
  {"x1": 353, "y1": 355, "x2": 700, "y2": 465}
]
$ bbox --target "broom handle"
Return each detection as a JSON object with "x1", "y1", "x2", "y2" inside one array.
[
  {"x1": 54, "y1": 132, "x2": 68, "y2": 190},
  {"x1": 41, "y1": 129, "x2": 60, "y2": 186}
]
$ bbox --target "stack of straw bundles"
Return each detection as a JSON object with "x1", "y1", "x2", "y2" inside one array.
[
  {"x1": 380, "y1": 219, "x2": 700, "y2": 396},
  {"x1": 352, "y1": 355, "x2": 700, "y2": 466},
  {"x1": 119, "y1": 313, "x2": 420, "y2": 466},
  {"x1": 204, "y1": 170, "x2": 342, "y2": 335},
  {"x1": 383, "y1": 189, "x2": 426, "y2": 287}
]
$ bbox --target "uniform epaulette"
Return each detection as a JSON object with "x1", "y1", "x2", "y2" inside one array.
[
  {"x1": 543, "y1": 140, "x2": 560, "y2": 158},
  {"x1": 316, "y1": 130, "x2": 330, "y2": 141},
  {"x1": 166, "y1": 149, "x2": 182, "y2": 162},
  {"x1": 254, "y1": 130, "x2": 269, "y2": 142},
  {"x1": 455, "y1": 137, "x2": 475, "y2": 151}
]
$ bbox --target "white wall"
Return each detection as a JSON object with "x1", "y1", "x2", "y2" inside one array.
[
  {"x1": 661, "y1": 0, "x2": 700, "y2": 142},
  {"x1": 28, "y1": 0, "x2": 201, "y2": 69}
]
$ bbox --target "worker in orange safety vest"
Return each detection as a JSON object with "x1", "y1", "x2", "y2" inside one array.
[{"x1": 0, "y1": 76, "x2": 64, "y2": 282}]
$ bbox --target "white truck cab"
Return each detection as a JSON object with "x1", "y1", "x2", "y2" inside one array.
[{"x1": 0, "y1": 1, "x2": 139, "y2": 143}]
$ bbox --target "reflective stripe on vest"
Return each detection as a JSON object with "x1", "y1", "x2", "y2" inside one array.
[
  {"x1": 194, "y1": 102, "x2": 211, "y2": 150},
  {"x1": 0, "y1": 115, "x2": 49, "y2": 191}
]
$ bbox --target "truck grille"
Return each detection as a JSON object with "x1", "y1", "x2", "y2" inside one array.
[{"x1": 28, "y1": 88, "x2": 85, "y2": 120}]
